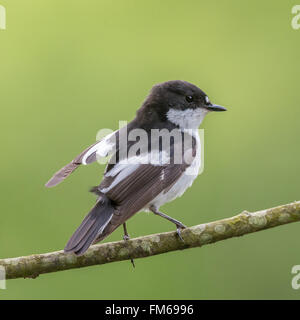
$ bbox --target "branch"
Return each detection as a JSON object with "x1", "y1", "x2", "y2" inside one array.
[{"x1": 1, "y1": 201, "x2": 300, "y2": 279}]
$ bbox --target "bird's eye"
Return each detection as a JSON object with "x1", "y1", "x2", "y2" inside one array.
[{"x1": 186, "y1": 95, "x2": 193, "y2": 102}]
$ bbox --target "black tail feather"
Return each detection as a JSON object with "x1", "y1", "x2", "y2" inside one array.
[{"x1": 64, "y1": 195, "x2": 114, "y2": 256}]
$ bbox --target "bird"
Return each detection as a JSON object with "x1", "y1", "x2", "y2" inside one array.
[{"x1": 45, "y1": 80, "x2": 226, "y2": 256}]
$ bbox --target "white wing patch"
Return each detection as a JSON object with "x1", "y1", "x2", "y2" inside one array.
[
  {"x1": 100, "y1": 164, "x2": 140, "y2": 193},
  {"x1": 100, "y1": 151, "x2": 170, "y2": 193},
  {"x1": 81, "y1": 131, "x2": 116, "y2": 165}
]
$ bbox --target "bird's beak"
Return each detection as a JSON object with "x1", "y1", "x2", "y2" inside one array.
[{"x1": 206, "y1": 104, "x2": 227, "y2": 112}]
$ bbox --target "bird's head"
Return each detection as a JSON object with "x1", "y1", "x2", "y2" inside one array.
[{"x1": 138, "y1": 80, "x2": 226, "y2": 129}]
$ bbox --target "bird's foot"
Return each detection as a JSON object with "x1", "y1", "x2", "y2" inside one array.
[
  {"x1": 176, "y1": 223, "x2": 187, "y2": 242},
  {"x1": 122, "y1": 231, "x2": 135, "y2": 268},
  {"x1": 123, "y1": 234, "x2": 130, "y2": 241}
]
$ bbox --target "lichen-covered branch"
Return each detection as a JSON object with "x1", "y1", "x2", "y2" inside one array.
[{"x1": 1, "y1": 201, "x2": 300, "y2": 280}]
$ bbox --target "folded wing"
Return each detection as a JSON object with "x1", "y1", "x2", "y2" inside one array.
[{"x1": 92, "y1": 153, "x2": 189, "y2": 242}]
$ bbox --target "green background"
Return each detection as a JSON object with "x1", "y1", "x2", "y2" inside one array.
[{"x1": 0, "y1": 0, "x2": 300, "y2": 299}]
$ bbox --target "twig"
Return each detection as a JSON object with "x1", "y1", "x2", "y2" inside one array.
[{"x1": 1, "y1": 201, "x2": 300, "y2": 279}]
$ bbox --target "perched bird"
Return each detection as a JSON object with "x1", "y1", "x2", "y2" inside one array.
[{"x1": 45, "y1": 80, "x2": 226, "y2": 256}]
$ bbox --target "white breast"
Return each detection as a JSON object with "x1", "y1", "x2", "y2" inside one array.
[{"x1": 149, "y1": 130, "x2": 201, "y2": 209}]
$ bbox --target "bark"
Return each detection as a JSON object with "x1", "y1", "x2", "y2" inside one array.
[{"x1": 1, "y1": 201, "x2": 300, "y2": 279}]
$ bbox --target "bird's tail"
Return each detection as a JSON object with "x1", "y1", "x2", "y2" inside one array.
[{"x1": 64, "y1": 195, "x2": 114, "y2": 256}]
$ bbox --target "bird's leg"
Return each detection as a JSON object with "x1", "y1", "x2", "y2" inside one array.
[
  {"x1": 123, "y1": 222, "x2": 130, "y2": 241},
  {"x1": 123, "y1": 223, "x2": 135, "y2": 268},
  {"x1": 149, "y1": 206, "x2": 187, "y2": 241}
]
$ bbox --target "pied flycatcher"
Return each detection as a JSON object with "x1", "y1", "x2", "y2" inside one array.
[{"x1": 46, "y1": 80, "x2": 226, "y2": 255}]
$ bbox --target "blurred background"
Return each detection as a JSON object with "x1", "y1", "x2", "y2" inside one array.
[{"x1": 0, "y1": 0, "x2": 300, "y2": 299}]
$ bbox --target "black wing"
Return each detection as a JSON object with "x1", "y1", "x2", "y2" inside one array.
[{"x1": 93, "y1": 161, "x2": 188, "y2": 242}]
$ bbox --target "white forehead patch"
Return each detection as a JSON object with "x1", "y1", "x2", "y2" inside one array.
[{"x1": 205, "y1": 96, "x2": 210, "y2": 104}]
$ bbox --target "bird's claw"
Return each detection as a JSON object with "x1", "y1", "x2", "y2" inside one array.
[
  {"x1": 176, "y1": 224, "x2": 186, "y2": 242},
  {"x1": 123, "y1": 234, "x2": 130, "y2": 241},
  {"x1": 130, "y1": 258, "x2": 135, "y2": 268},
  {"x1": 123, "y1": 233, "x2": 135, "y2": 268}
]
